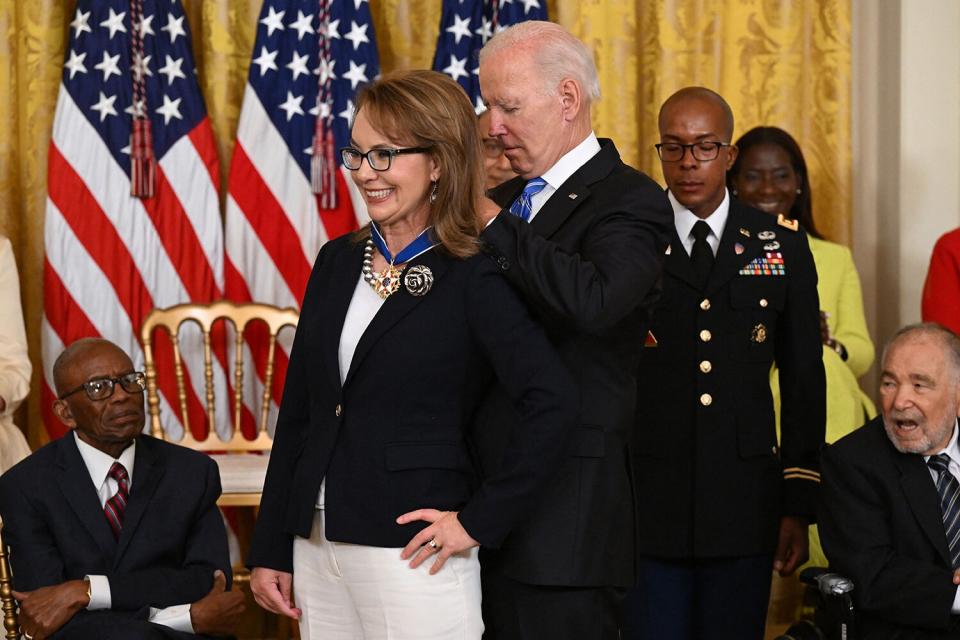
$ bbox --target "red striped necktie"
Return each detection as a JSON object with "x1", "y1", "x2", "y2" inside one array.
[{"x1": 103, "y1": 462, "x2": 130, "y2": 540}]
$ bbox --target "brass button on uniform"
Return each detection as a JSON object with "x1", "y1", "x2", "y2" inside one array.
[
  {"x1": 700, "y1": 298, "x2": 711, "y2": 310},
  {"x1": 771, "y1": 445, "x2": 778, "y2": 455},
  {"x1": 699, "y1": 329, "x2": 712, "y2": 342},
  {"x1": 335, "y1": 404, "x2": 342, "y2": 417},
  {"x1": 699, "y1": 393, "x2": 713, "y2": 406},
  {"x1": 699, "y1": 360, "x2": 712, "y2": 373},
  {"x1": 759, "y1": 298, "x2": 769, "y2": 308}
]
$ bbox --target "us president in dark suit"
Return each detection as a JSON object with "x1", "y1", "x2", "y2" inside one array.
[
  {"x1": 0, "y1": 338, "x2": 243, "y2": 640},
  {"x1": 475, "y1": 21, "x2": 673, "y2": 640},
  {"x1": 820, "y1": 323, "x2": 960, "y2": 639},
  {"x1": 623, "y1": 87, "x2": 826, "y2": 640}
]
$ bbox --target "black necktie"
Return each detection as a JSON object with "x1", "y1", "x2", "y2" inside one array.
[
  {"x1": 690, "y1": 220, "x2": 714, "y2": 289},
  {"x1": 928, "y1": 454, "x2": 960, "y2": 569}
]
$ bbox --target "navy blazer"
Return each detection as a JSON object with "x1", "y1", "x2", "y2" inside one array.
[
  {"x1": 0, "y1": 434, "x2": 230, "y2": 619},
  {"x1": 247, "y1": 234, "x2": 577, "y2": 572}
]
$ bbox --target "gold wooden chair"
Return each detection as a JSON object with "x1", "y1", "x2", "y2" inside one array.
[
  {"x1": 0, "y1": 516, "x2": 19, "y2": 640},
  {"x1": 140, "y1": 301, "x2": 299, "y2": 507}
]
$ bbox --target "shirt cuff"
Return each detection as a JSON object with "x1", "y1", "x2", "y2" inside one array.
[
  {"x1": 148, "y1": 603, "x2": 194, "y2": 633},
  {"x1": 84, "y1": 575, "x2": 110, "y2": 610}
]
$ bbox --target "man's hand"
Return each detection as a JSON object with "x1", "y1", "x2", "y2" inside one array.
[
  {"x1": 397, "y1": 509, "x2": 479, "y2": 575},
  {"x1": 190, "y1": 570, "x2": 245, "y2": 636},
  {"x1": 250, "y1": 567, "x2": 300, "y2": 620},
  {"x1": 773, "y1": 515, "x2": 810, "y2": 576},
  {"x1": 13, "y1": 579, "x2": 88, "y2": 640},
  {"x1": 952, "y1": 568, "x2": 960, "y2": 585},
  {"x1": 477, "y1": 196, "x2": 502, "y2": 227}
]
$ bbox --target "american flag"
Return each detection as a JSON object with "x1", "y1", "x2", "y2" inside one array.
[
  {"x1": 42, "y1": 0, "x2": 225, "y2": 441},
  {"x1": 432, "y1": 0, "x2": 548, "y2": 111},
  {"x1": 224, "y1": 0, "x2": 379, "y2": 433}
]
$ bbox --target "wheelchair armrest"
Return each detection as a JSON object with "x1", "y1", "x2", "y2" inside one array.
[{"x1": 800, "y1": 566, "x2": 855, "y2": 597}]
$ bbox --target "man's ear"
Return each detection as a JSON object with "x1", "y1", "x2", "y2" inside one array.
[
  {"x1": 53, "y1": 399, "x2": 77, "y2": 429},
  {"x1": 724, "y1": 144, "x2": 739, "y2": 171},
  {"x1": 558, "y1": 78, "x2": 583, "y2": 122}
]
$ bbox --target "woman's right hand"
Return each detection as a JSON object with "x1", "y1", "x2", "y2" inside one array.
[{"x1": 250, "y1": 567, "x2": 301, "y2": 620}]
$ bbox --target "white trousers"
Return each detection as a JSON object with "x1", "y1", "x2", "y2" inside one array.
[{"x1": 293, "y1": 510, "x2": 484, "y2": 640}]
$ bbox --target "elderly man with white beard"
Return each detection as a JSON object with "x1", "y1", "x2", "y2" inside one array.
[{"x1": 820, "y1": 323, "x2": 960, "y2": 639}]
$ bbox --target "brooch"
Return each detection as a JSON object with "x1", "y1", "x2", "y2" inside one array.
[
  {"x1": 751, "y1": 323, "x2": 767, "y2": 343},
  {"x1": 404, "y1": 265, "x2": 434, "y2": 297}
]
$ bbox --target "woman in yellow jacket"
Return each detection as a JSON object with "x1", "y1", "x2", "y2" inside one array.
[{"x1": 727, "y1": 126, "x2": 875, "y2": 578}]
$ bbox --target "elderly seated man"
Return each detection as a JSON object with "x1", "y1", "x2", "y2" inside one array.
[
  {"x1": 0, "y1": 338, "x2": 244, "y2": 639},
  {"x1": 820, "y1": 323, "x2": 960, "y2": 639}
]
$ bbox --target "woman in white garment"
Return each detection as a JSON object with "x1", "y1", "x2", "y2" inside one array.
[{"x1": 0, "y1": 235, "x2": 31, "y2": 473}]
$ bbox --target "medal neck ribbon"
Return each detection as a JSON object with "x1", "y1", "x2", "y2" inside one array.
[{"x1": 370, "y1": 223, "x2": 438, "y2": 265}]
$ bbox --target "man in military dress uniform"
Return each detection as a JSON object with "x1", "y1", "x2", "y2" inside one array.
[{"x1": 622, "y1": 87, "x2": 826, "y2": 640}]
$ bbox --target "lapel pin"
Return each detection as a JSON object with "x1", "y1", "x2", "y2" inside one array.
[
  {"x1": 568, "y1": 193, "x2": 578, "y2": 200},
  {"x1": 764, "y1": 241, "x2": 780, "y2": 251},
  {"x1": 403, "y1": 265, "x2": 433, "y2": 297},
  {"x1": 734, "y1": 242, "x2": 745, "y2": 255},
  {"x1": 665, "y1": 245, "x2": 672, "y2": 255},
  {"x1": 739, "y1": 228, "x2": 750, "y2": 238},
  {"x1": 758, "y1": 230, "x2": 776, "y2": 241}
]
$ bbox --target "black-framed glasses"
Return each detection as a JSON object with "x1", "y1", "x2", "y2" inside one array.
[
  {"x1": 339, "y1": 146, "x2": 432, "y2": 171},
  {"x1": 58, "y1": 372, "x2": 146, "y2": 401},
  {"x1": 655, "y1": 141, "x2": 731, "y2": 162}
]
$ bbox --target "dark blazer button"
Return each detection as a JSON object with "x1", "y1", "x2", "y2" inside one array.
[
  {"x1": 335, "y1": 404, "x2": 342, "y2": 417},
  {"x1": 499, "y1": 257, "x2": 510, "y2": 270}
]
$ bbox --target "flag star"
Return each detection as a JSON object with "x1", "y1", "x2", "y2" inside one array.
[
  {"x1": 303, "y1": 145, "x2": 314, "y2": 156},
  {"x1": 309, "y1": 99, "x2": 332, "y2": 119},
  {"x1": 286, "y1": 51, "x2": 310, "y2": 80},
  {"x1": 94, "y1": 50, "x2": 122, "y2": 82},
  {"x1": 158, "y1": 54, "x2": 186, "y2": 84},
  {"x1": 446, "y1": 14, "x2": 472, "y2": 45},
  {"x1": 162, "y1": 13, "x2": 187, "y2": 43},
  {"x1": 132, "y1": 52, "x2": 153, "y2": 82},
  {"x1": 521, "y1": 0, "x2": 541, "y2": 12},
  {"x1": 70, "y1": 9, "x2": 92, "y2": 37},
  {"x1": 64, "y1": 50, "x2": 87, "y2": 79},
  {"x1": 252, "y1": 46, "x2": 278, "y2": 76},
  {"x1": 156, "y1": 94, "x2": 183, "y2": 124},
  {"x1": 499, "y1": 0, "x2": 514, "y2": 6},
  {"x1": 321, "y1": 18, "x2": 341, "y2": 39},
  {"x1": 353, "y1": 0, "x2": 368, "y2": 9},
  {"x1": 474, "y1": 96, "x2": 486, "y2": 114},
  {"x1": 342, "y1": 60, "x2": 368, "y2": 89},
  {"x1": 442, "y1": 54, "x2": 468, "y2": 82},
  {"x1": 260, "y1": 6, "x2": 286, "y2": 36},
  {"x1": 345, "y1": 21, "x2": 370, "y2": 50},
  {"x1": 120, "y1": 143, "x2": 131, "y2": 155},
  {"x1": 475, "y1": 17, "x2": 493, "y2": 42},
  {"x1": 90, "y1": 92, "x2": 118, "y2": 122},
  {"x1": 288, "y1": 10, "x2": 314, "y2": 41},
  {"x1": 338, "y1": 99, "x2": 355, "y2": 124},
  {"x1": 138, "y1": 14, "x2": 155, "y2": 37},
  {"x1": 100, "y1": 8, "x2": 127, "y2": 39},
  {"x1": 471, "y1": 64, "x2": 479, "y2": 76},
  {"x1": 279, "y1": 91, "x2": 305, "y2": 121},
  {"x1": 125, "y1": 98, "x2": 147, "y2": 118},
  {"x1": 316, "y1": 57, "x2": 337, "y2": 83}
]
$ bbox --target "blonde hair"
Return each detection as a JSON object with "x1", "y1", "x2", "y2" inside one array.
[{"x1": 351, "y1": 70, "x2": 483, "y2": 259}]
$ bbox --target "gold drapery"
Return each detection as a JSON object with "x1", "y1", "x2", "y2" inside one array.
[{"x1": 0, "y1": 0, "x2": 850, "y2": 448}]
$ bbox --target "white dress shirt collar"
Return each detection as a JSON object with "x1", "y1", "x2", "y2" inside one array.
[
  {"x1": 668, "y1": 188, "x2": 731, "y2": 257},
  {"x1": 527, "y1": 132, "x2": 601, "y2": 222},
  {"x1": 74, "y1": 430, "x2": 136, "y2": 493}
]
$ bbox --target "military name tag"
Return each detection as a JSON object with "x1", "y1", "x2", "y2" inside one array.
[{"x1": 739, "y1": 251, "x2": 786, "y2": 276}]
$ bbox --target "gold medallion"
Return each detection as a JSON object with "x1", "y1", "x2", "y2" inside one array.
[
  {"x1": 370, "y1": 264, "x2": 403, "y2": 299},
  {"x1": 751, "y1": 323, "x2": 767, "y2": 343}
]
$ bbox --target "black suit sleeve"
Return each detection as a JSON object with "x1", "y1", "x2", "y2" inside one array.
[
  {"x1": 481, "y1": 181, "x2": 671, "y2": 334},
  {"x1": 0, "y1": 473, "x2": 69, "y2": 591},
  {"x1": 457, "y1": 261, "x2": 578, "y2": 548},
  {"x1": 107, "y1": 458, "x2": 230, "y2": 610},
  {"x1": 819, "y1": 444, "x2": 956, "y2": 630}
]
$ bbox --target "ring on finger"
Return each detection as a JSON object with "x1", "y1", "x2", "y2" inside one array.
[{"x1": 428, "y1": 537, "x2": 439, "y2": 550}]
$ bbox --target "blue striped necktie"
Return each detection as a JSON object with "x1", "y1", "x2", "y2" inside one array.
[
  {"x1": 509, "y1": 177, "x2": 547, "y2": 222},
  {"x1": 928, "y1": 453, "x2": 960, "y2": 568}
]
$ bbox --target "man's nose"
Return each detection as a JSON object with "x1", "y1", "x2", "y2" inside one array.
[
  {"x1": 891, "y1": 386, "x2": 915, "y2": 410},
  {"x1": 679, "y1": 147, "x2": 699, "y2": 169}
]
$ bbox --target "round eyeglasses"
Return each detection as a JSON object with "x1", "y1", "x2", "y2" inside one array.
[
  {"x1": 339, "y1": 146, "x2": 432, "y2": 172},
  {"x1": 655, "y1": 141, "x2": 731, "y2": 162},
  {"x1": 58, "y1": 371, "x2": 147, "y2": 401}
]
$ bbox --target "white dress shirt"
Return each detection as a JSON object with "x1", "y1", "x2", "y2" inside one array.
[
  {"x1": 74, "y1": 433, "x2": 194, "y2": 633},
  {"x1": 526, "y1": 132, "x2": 601, "y2": 223},
  {"x1": 922, "y1": 421, "x2": 960, "y2": 613},
  {"x1": 668, "y1": 188, "x2": 731, "y2": 257}
]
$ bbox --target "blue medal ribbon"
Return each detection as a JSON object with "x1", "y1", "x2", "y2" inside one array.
[{"x1": 370, "y1": 223, "x2": 438, "y2": 265}]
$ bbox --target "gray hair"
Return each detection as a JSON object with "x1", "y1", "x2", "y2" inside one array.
[
  {"x1": 479, "y1": 21, "x2": 601, "y2": 102},
  {"x1": 882, "y1": 322, "x2": 960, "y2": 382}
]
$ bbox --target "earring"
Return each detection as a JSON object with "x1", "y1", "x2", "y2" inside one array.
[
  {"x1": 731, "y1": 188, "x2": 738, "y2": 196},
  {"x1": 429, "y1": 181, "x2": 438, "y2": 203},
  {"x1": 796, "y1": 188, "x2": 802, "y2": 195}
]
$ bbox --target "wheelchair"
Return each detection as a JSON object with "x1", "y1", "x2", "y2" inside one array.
[{"x1": 774, "y1": 567, "x2": 856, "y2": 640}]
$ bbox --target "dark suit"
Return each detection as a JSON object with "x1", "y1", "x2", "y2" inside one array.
[
  {"x1": 626, "y1": 199, "x2": 825, "y2": 638},
  {"x1": 0, "y1": 433, "x2": 230, "y2": 639},
  {"x1": 475, "y1": 138, "x2": 673, "y2": 638},
  {"x1": 820, "y1": 417, "x2": 960, "y2": 639},
  {"x1": 247, "y1": 234, "x2": 577, "y2": 571}
]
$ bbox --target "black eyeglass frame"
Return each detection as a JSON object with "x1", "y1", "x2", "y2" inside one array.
[
  {"x1": 655, "y1": 141, "x2": 732, "y2": 162},
  {"x1": 58, "y1": 371, "x2": 147, "y2": 401},
  {"x1": 339, "y1": 146, "x2": 433, "y2": 172}
]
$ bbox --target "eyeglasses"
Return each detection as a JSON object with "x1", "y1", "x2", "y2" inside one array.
[
  {"x1": 482, "y1": 139, "x2": 505, "y2": 159},
  {"x1": 655, "y1": 141, "x2": 731, "y2": 162},
  {"x1": 58, "y1": 371, "x2": 146, "y2": 401},
  {"x1": 340, "y1": 146, "x2": 432, "y2": 171}
]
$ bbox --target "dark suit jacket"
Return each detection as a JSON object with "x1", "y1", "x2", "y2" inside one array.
[
  {"x1": 0, "y1": 433, "x2": 230, "y2": 634},
  {"x1": 247, "y1": 235, "x2": 577, "y2": 572},
  {"x1": 475, "y1": 138, "x2": 673, "y2": 588},
  {"x1": 820, "y1": 417, "x2": 960, "y2": 638},
  {"x1": 634, "y1": 199, "x2": 825, "y2": 559}
]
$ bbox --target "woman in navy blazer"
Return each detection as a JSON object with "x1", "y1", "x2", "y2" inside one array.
[{"x1": 248, "y1": 70, "x2": 577, "y2": 639}]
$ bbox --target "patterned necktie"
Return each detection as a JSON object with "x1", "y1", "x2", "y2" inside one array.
[
  {"x1": 103, "y1": 462, "x2": 130, "y2": 540},
  {"x1": 509, "y1": 177, "x2": 548, "y2": 222},
  {"x1": 928, "y1": 453, "x2": 960, "y2": 568},
  {"x1": 690, "y1": 220, "x2": 714, "y2": 289}
]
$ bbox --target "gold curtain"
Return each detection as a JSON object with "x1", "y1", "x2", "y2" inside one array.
[{"x1": 0, "y1": 0, "x2": 850, "y2": 448}]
